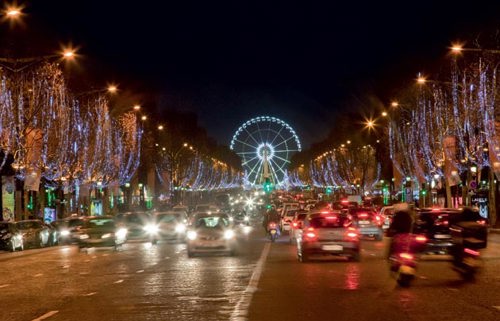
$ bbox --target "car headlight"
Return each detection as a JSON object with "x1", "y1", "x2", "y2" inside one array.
[
  {"x1": 224, "y1": 230, "x2": 235, "y2": 240},
  {"x1": 60, "y1": 230, "x2": 70, "y2": 236},
  {"x1": 79, "y1": 234, "x2": 89, "y2": 240},
  {"x1": 101, "y1": 233, "x2": 112, "y2": 239},
  {"x1": 116, "y1": 228, "x2": 128, "y2": 239},
  {"x1": 144, "y1": 224, "x2": 159, "y2": 234},
  {"x1": 243, "y1": 226, "x2": 252, "y2": 234},
  {"x1": 187, "y1": 231, "x2": 197, "y2": 240},
  {"x1": 175, "y1": 224, "x2": 186, "y2": 233}
]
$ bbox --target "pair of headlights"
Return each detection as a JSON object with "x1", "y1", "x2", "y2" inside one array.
[
  {"x1": 187, "y1": 229, "x2": 235, "y2": 240},
  {"x1": 78, "y1": 228, "x2": 127, "y2": 240}
]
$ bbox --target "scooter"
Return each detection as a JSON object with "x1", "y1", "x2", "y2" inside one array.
[
  {"x1": 267, "y1": 222, "x2": 280, "y2": 242},
  {"x1": 389, "y1": 233, "x2": 427, "y2": 287},
  {"x1": 449, "y1": 221, "x2": 487, "y2": 281}
]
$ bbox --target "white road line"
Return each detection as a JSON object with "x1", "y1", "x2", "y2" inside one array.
[
  {"x1": 34, "y1": 273, "x2": 43, "y2": 277},
  {"x1": 113, "y1": 279, "x2": 124, "y2": 284},
  {"x1": 136, "y1": 270, "x2": 144, "y2": 273},
  {"x1": 82, "y1": 292, "x2": 97, "y2": 297},
  {"x1": 230, "y1": 242, "x2": 271, "y2": 321},
  {"x1": 31, "y1": 310, "x2": 59, "y2": 321},
  {"x1": 0, "y1": 284, "x2": 10, "y2": 288}
]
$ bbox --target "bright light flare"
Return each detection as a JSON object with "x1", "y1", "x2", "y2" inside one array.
[
  {"x1": 391, "y1": 101, "x2": 399, "y2": 107},
  {"x1": 416, "y1": 75, "x2": 427, "y2": 84},
  {"x1": 62, "y1": 49, "x2": 76, "y2": 59},
  {"x1": 107, "y1": 85, "x2": 118, "y2": 93},
  {"x1": 133, "y1": 104, "x2": 141, "y2": 111},
  {"x1": 6, "y1": 7, "x2": 21, "y2": 17},
  {"x1": 364, "y1": 119, "x2": 376, "y2": 130},
  {"x1": 450, "y1": 43, "x2": 464, "y2": 54}
]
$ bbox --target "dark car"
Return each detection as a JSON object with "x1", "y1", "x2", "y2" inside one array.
[
  {"x1": 348, "y1": 208, "x2": 384, "y2": 240},
  {"x1": 16, "y1": 220, "x2": 51, "y2": 248},
  {"x1": 415, "y1": 208, "x2": 463, "y2": 254},
  {"x1": 51, "y1": 217, "x2": 85, "y2": 244},
  {"x1": 150, "y1": 211, "x2": 188, "y2": 244},
  {"x1": 297, "y1": 211, "x2": 360, "y2": 262},
  {"x1": 115, "y1": 212, "x2": 154, "y2": 242},
  {"x1": 0, "y1": 222, "x2": 24, "y2": 252},
  {"x1": 75, "y1": 216, "x2": 127, "y2": 250},
  {"x1": 186, "y1": 213, "x2": 237, "y2": 257}
]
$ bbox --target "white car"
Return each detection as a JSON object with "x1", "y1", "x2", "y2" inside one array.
[{"x1": 379, "y1": 206, "x2": 395, "y2": 230}]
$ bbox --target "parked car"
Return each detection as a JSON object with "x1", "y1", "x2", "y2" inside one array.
[
  {"x1": 75, "y1": 216, "x2": 127, "y2": 250},
  {"x1": 150, "y1": 211, "x2": 188, "y2": 244},
  {"x1": 0, "y1": 222, "x2": 24, "y2": 252},
  {"x1": 16, "y1": 220, "x2": 51, "y2": 248},
  {"x1": 297, "y1": 211, "x2": 360, "y2": 262},
  {"x1": 348, "y1": 208, "x2": 384, "y2": 240},
  {"x1": 115, "y1": 212, "x2": 154, "y2": 242},
  {"x1": 186, "y1": 213, "x2": 237, "y2": 257}
]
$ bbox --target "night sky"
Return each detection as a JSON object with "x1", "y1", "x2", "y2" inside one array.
[{"x1": 5, "y1": 1, "x2": 500, "y2": 148}]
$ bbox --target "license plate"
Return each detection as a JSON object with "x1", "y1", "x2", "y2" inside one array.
[
  {"x1": 359, "y1": 220, "x2": 370, "y2": 225},
  {"x1": 270, "y1": 230, "x2": 277, "y2": 235},
  {"x1": 434, "y1": 234, "x2": 451, "y2": 239},
  {"x1": 322, "y1": 245, "x2": 343, "y2": 251}
]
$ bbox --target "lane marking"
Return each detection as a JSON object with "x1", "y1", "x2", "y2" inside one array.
[
  {"x1": 34, "y1": 273, "x2": 43, "y2": 277},
  {"x1": 82, "y1": 292, "x2": 97, "y2": 297},
  {"x1": 0, "y1": 284, "x2": 10, "y2": 288},
  {"x1": 31, "y1": 310, "x2": 59, "y2": 321},
  {"x1": 136, "y1": 270, "x2": 144, "y2": 273},
  {"x1": 113, "y1": 279, "x2": 124, "y2": 284},
  {"x1": 62, "y1": 265, "x2": 70, "y2": 269},
  {"x1": 230, "y1": 242, "x2": 271, "y2": 321}
]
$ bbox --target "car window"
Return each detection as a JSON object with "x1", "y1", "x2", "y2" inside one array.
[
  {"x1": 68, "y1": 219, "x2": 84, "y2": 227},
  {"x1": 86, "y1": 219, "x2": 115, "y2": 228},
  {"x1": 195, "y1": 216, "x2": 229, "y2": 228},
  {"x1": 297, "y1": 213, "x2": 308, "y2": 221},
  {"x1": 309, "y1": 215, "x2": 349, "y2": 228},
  {"x1": 156, "y1": 214, "x2": 180, "y2": 223},
  {"x1": 125, "y1": 214, "x2": 150, "y2": 223}
]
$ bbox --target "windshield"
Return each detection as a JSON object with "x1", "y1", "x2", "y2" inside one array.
[
  {"x1": 194, "y1": 216, "x2": 229, "y2": 228},
  {"x1": 156, "y1": 214, "x2": 181, "y2": 223},
  {"x1": 17, "y1": 221, "x2": 42, "y2": 230},
  {"x1": 309, "y1": 215, "x2": 349, "y2": 228},
  {"x1": 125, "y1": 214, "x2": 150, "y2": 224},
  {"x1": 68, "y1": 219, "x2": 84, "y2": 227},
  {"x1": 85, "y1": 219, "x2": 115, "y2": 229}
]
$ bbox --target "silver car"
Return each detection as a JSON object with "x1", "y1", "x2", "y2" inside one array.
[{"x1": 186, "y1": 213, "x2": 237, "y2": 257}]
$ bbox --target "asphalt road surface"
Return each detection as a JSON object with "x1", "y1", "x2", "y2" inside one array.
[{"x1": 1, "y1": 229, "x2": 499, "y2": 321}]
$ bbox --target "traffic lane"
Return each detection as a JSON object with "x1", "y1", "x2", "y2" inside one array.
[
  {"x1": 23, "y1": 233, "x2": 265, "y2": 321},
  {"x1": 249, "y1": 236, "x2": 500, "y2": 321}
]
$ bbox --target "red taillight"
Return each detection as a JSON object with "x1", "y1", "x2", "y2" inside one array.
[
  {"x1": 292, "y1": 222, "x2": 298, "y2": 227},
  {"x1": 464, "y1": 248, "x2": 480, "y2": 256},
  {"x1": 399, "y1": 253, "x2": 414, "y2": 260},
  {"x1": 326, "y1": 216, "x2": 337, "y2": 220},
  {"x1": 358, "y1": 213, "x2": 368, "y2": 218},
  {"x1": 477, "y1": 220, "x2": 486, "y2": 225},
  {"x1": 415, "y1": 235, "x2": 427, "y2": 243},
  {"x1": 345, "y1": 227, "x2": 358, "y2": 239},
  {"x1": 269, "y1": 223, "x2": 276, "y2": 228},
  {"x1": 305, "y1": 227, "x2": 317, "y2": 239}
]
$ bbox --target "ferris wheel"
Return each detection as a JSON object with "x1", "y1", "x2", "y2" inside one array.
[{"x1": 230, "y1": 116, "x2": 301, "y2": 187}]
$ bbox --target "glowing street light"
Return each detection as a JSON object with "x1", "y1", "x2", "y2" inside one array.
[
  {"x1": 141, "y1": 115, "x2": 147, "y2": 121},
  {"x1": 62, "y1": 49, "x2": 76, "y2": 59},
  {"x1": 416, "y1": 75, "x2": 427, "y2": 84},
  {"x1": 133, "y1": 104, "x2": 141, "y2": 111},
  {"x1": 107, "y1": 85, "x2": 118, "y2": 93},
  {"x1": 381, "y1": 111, "x2": 388, "y2": 117},
  {"x1": 158, "y1": 125, "x2": 164, "y2": 130},
  {"x1": 391, "y1": 101, "x2": 399, "y2": 108},
  {"x1": 365, "y1": 119, "x2": 376, "y2": 129}
]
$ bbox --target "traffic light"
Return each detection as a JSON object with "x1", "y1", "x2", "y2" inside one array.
[
  {"x1": 325, "y1": 186, "x2": 332, "y2": 195},
  {"x1": 263, "y1": 178, "x2": 273, "y2": 194}
]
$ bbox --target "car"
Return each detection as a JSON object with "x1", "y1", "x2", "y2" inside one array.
[
  {"x1": 348, "y1": 208, "x2": 384, "y2": 240},
  {"x1": 15, "y1": 220, "x2": 51, "y2": 248},
  {"x1": 75, "y1": 216, "x2": 127, "y2": 250},
  {"x1": 186, "y1": 213, "x2": 238, "y2": 257},
  {"x1": 281, "y1": 206, "x2": 300, "y2": 233},
  {"x1": 194, "y1": 204, "x2": 220, "y2": 214},
  {"x1": 289, "y1": 210, "x2": 308, "y2": 244},
  {"x1": 297, "y1": 211, "x2": 360, "y2": 262},
  {"x1": 150, "y1": 211, "x2": 188, "y2": 244},
  {"x1": 379, "y1": 206, "x2": 395, "y2": 230},
  {"x1": 0, "y1": 222, "x2": 24, "y2": 252},
  {"x1": 415, "y1": 208, "x2": 463, "y2": 254},
  {"x1": 51, "y1": 217, "x2": 85, "y2": 244},
  {"x1": 115, "y1": 212, "x2": 154, "y2": 242}
]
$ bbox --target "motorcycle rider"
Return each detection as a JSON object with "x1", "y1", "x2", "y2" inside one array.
[
  {"x1": 262, "y1": 206, "x2": 281, "y2": 235},
  {"x1": 386, "y1": 203, "x2": 415, "y2": 259}
]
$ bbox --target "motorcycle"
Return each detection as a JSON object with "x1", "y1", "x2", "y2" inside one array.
[
  {"x1": 450, "y1": 221, "x2": 487, "y2": 280},
  {"x1": 267, "y1": 222, "x2": 280, "y2": 242},
  {"x1": 388, "y1": 233, "x2": 427, "y2": 287}
]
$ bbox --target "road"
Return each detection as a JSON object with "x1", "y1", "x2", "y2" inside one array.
[{"x1": 0, "y1": 229, "x2": 499, "y2": 321}]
